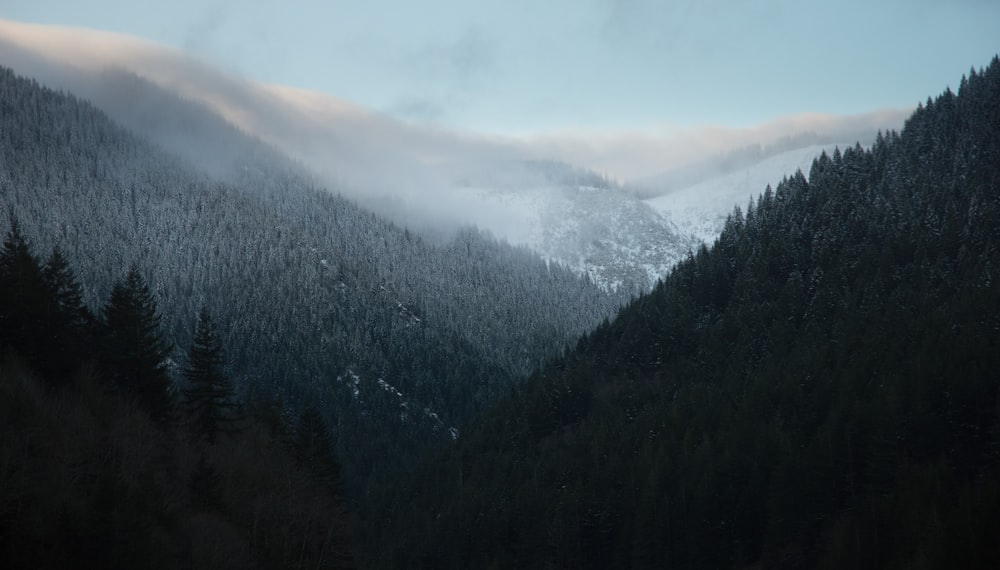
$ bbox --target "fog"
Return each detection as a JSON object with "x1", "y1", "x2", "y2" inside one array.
[{"x1": 0, "y1": 18, "x2": 910, "y2": 241}]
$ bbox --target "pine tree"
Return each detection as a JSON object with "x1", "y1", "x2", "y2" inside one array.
[
  {"x1": 0, "y1": 218, "x2": 46, "y2": 364},
  {"x1": 101, "y1": 266, "x2": 174, "y2": 422},
  {"x1": 42, "y1": 248, "x2": 92, "y2": 333},
  {"x1": 183, "y1": 307, "x2": 236, "y2": 442},
  {"x1": 0, "y1": 221, "x2": 95, "y2": 383},
  {"x1": 40, "y1": 247, "x2": 94, "y2": 380}
]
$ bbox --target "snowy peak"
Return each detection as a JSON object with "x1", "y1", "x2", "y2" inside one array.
[{"x1": 458, "y1": 177, "x2": 697, "y2": 291}]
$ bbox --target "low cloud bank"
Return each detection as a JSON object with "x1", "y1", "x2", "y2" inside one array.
[{"x1": 0, "y1": 18, "x2": 910, "y2": 237}]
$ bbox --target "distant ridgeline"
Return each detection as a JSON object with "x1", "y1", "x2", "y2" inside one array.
[
  {"x1": 367, "y1": 57, "x2": 1000, "y2": 568},
  {"x1": 0, "y1": 63, "x2": 621, "y2": 508}
]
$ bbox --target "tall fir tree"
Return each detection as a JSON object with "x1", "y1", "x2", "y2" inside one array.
[
  {"x1": 40, "y1": 247, "x2": 94, "y2": 380},
  {"x1": 0, "y1": 218, "x2": 47, "y2": 366},
  {"x1": 42, "y1": 248, "x2": 92, "y2": 334},
  {"x1": 101, "y1": 266, "x2": 174, "y2": 422},
  {"x1": 182, "y1": 307, "x2": 236, "y2": 442}
]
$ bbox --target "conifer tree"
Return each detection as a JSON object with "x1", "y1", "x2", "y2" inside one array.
[
  {"x1": 183, "y1": 307, "x2": 236, "y2": 442},
  {"x1": 0, "y1": 218, "x2": 48, "y2": 370},
  {"x1": 40, "y1": 247, "x2": 94, "y2": 380},
  {"x1": 101, "y1": 266, "x2": 174, "y2": 422},
  {"x1": 42, "y1": 248, "x2": 92, "y2": 333}
]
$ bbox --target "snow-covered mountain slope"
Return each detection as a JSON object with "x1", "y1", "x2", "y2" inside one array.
[
  {"x1": 645, "y1": 143, "x2": 853, "y2": 245},
  {"x1": 461, "y1": 182, "x2": 699, "y2": 291}
]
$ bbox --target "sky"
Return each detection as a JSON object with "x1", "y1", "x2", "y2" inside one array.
[{"x1": 2, "y1": 0, "x2": 998, "y2": 136}]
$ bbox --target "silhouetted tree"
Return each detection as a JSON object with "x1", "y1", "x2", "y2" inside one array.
[
  {"x1": 40, "y1": 247, "x2": 94, "y2": 380},
  {"x1": 183, "y1": 307, "x2": 236, "y2": 442},
  {"x1": 101, "y1": 266, "x2": 174, "y2": 422},
  {"x1": 0, "y1": 218, "x2": 46, "y2": 367}
]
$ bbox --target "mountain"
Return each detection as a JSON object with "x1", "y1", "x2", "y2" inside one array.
[
  {"x1": 0, "y1": 19, "x2": 903, "y2": 291},
  {"x1": 367, "y1": 57, "x2": 1000, "y2": 569},
  {"x1": 0, "y1": 64, "x2": 620, "y2": 500},
  {"x1": 0, "y1": 30, "x2": 680, "y2": 290},
  {"x1": 456, "y1": 160, "x2": 700, "y2": 290}
]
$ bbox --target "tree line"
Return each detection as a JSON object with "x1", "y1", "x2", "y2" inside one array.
[
  {"x1": 0, "y1": 219, "x2": 355, "y2": 568},
  {"x1": 1, "y1": 217, "x2": 233, "y2": 431}
]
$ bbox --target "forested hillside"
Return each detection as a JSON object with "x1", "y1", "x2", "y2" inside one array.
[
  {"x1": 0, "y1": 65, "x2": 621, "y2": 500},
  {"x1": 370, "y1": 57, "x2": 1000, "y2": 568},
  {"x1": 0, "y1": 222, "x2": 354, "y2": 568}
]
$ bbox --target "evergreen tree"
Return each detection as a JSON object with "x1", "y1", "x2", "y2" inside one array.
[
  {"x1": 0, "y1": 222, "x2": 93, "y2": 383},
  {"x1": 101, "y1": 266, "x2": 174, "y2": 422},
  {"x1": 42, "y1": 248, "x2": 92, "y2": 333},
  {"x1": 0, "y1": 218, "x2": 47, "y2": 367},
  {"x1": 40, "y1": 247, "x2": 94, "y2": 380},
  {"x1": 182, "y1": 307, "x2": 236, "y2": 442}
]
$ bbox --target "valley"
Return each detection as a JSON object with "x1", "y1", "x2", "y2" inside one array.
[{"x1": 2, "y1": 15, "x2": 998, "y2": 569}]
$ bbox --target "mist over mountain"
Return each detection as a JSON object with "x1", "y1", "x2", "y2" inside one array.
[
  {"x1": 4, "y1": 14, "x2": 993, "y2": 570},
  {"x1": 0, "y1": 63, "x2": 623, "y2": 508},
  {"x1": 635, "y1": 130, "x2": 876, "y2": 197},
  {"x1": 646, "y1": 143, "x2": 856, "y2": 244},
  {"x1": 0, "y1": 18, "x2": 910, "y2": 288}
]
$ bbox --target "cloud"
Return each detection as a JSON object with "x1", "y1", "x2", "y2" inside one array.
[
  {"x1": 385, "y1": 28, "x2": 496, "y2": 124},
  {"x1": 385, "y1": 97, "x2": 447, "y2": 123},
  {"x1": 510, "y1": 107, "x2": 911, "y2": 183},
  {"x1": 600, "y1": 0, "x2": 748, "y2": 50},
  {"x1": 442, "y1": 30, "x2": 494, "y2": 87},
  {"x1": 0, "y1": 18, "x2": 910, "y2": 238},
  {"x1": 182, "y1": 2, "x2": 228, "y2": 55}
]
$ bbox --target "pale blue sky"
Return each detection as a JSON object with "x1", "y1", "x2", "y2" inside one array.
[{"x1": 2, "y1": 0, "x2": 997, "y2": 135}]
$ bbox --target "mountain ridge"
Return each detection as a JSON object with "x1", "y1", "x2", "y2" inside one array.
[
  {"x1": 365, "y1": 55, "x2": 1000, "y2": 569},
  {"x1": 0, "y1": 63, "x2": 620, "y2": 502}
]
